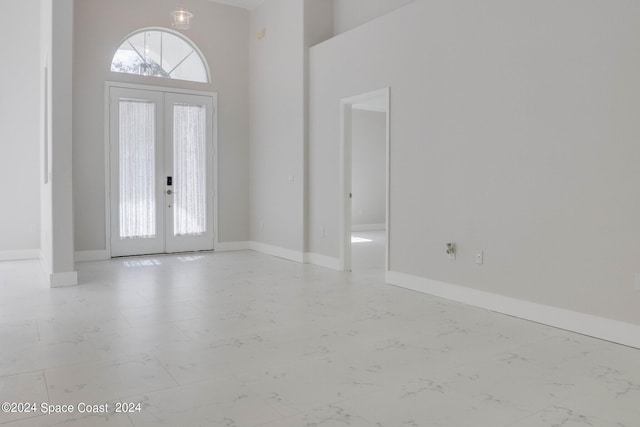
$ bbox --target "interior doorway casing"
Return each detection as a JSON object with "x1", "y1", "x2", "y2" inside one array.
[
  {"x1": 339, "y1": 87, "x2": 390, "y2": 272},
  {"x1": 104, "y1": 82, "x2": 219, "y2": 258}
]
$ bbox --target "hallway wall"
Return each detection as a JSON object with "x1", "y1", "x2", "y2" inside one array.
[{"x1": 0, "y1": 0, "x2": 41, "y2": 259}]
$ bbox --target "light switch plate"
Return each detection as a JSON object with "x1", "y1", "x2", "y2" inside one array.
[{"x1": 635, "y1": 273, "x2": 640, "y2": 291}]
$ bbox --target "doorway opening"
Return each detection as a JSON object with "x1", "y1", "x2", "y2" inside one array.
[
  {"x1": 106, "y1": 83, "x2": 217, "y2": 257},
  {"x1": 339, "y1": 88, "x2": 390, "y2": 272}
]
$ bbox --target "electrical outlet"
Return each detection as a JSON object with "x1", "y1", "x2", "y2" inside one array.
[
  {"x1": 446, "y1": 243, "x2": 456, "y2": 260},
  {"x1": 476, "y1": 251, "x2": 484, "y2": 265}
]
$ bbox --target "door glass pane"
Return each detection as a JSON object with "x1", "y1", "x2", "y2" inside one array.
[
  {"x1": 173, "y1": 104, "x2": 206, "y2": 236},
  {"x1": 119, "y1": 99, "x2": 156, "y2": 239}
]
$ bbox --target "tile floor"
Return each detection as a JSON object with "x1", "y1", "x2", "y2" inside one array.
[
  {"x1": 350, "y1": 230, "x2": 386, "y2": 272},
  {"x1": 0, "y1": 241, "x2": 639, "y2": 426}
]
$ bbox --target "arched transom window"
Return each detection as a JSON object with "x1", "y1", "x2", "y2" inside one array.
[{"x1": 111, "y1": 28, "x2": 210, "y2": 83}]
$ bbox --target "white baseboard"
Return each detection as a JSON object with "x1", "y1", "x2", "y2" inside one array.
[
  {"x1": 75, "y1": 250, "x2": 110, "y2": 262},
  {"x1": 246, "y1": 242, "x2": 340, "y2": 271},
  {"x1": 0, "y1": 249, "x2": 40, "y2": 261},
  {"x1": 50, "y1": 271, "x2": 78, "y2": 288},
  {"x1": 215, "y1": 241, "x2": 250, "y2": 252},
  {"x1": 386, "y1": 270, "x2": 640, "y2": 350},
  {"x1": 249, "y1": 241, "x2": 304, "y2": 263},
  {"x1": 352, "y1": 223, "x2": 385, "y2": 232},
  {"x1": 304, "y1": 252, "x2": 341, "y2": 270}
]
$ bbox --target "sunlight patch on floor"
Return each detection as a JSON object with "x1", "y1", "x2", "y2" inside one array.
[{"x1": 351, "y1": 236, "x2": 373, "y2": 243}]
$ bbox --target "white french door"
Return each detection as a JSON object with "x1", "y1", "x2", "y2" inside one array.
[
  {"x1": 164, "y1": 92, "x2": 214, "y2": 253},
  {"x1": 109, "y1": 87, "x2": 215, "y2": 257}
]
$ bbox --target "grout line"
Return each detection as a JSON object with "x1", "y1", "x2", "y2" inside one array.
[
  {"x1": 150, "y1": 351, "x2": 180, "y2": 387},
  {"x1": 34, "y1": 320, "x2": 41, "y2": 342},
  {"x1": 0, "y1": 368, "x2": 49, "y2": 381},
  {"x1": 42, "y1": 369, "x2": 51, "y2": 404}
]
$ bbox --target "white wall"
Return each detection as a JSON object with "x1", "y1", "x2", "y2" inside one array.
[
  {"x1": 73, "y1": 0, "x2": 250, "y2": 252},
  {"x1": 309, "y1": 0, "x2": 640, "y2": 325},
  {"x1": 0, "y1": 0, "x2": 41, "y2": 259},
  {"x1": 250, "y1": 0, "x2": 305, "y2": 252},
  {"x1": 39, "y1": 0, "x2": 76, "y2": 286},
  {"x1": 351, "y1": 109, "x2": 386, "y2": 228},
  {"x1": 40, "y1": 0, "x2": 52, "y2": 272},
  {"x1": 305, "y1": 0, "x2": 334, "y2": 47},
  {"x1": 304, "y1": 0, "x2": 334, "y2": 254},
  {"x1": 333, "y1": 0, "x2": 414, "y2": 35}
]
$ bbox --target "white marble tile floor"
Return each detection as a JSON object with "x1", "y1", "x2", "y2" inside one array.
[{"x1": 0, "y1": 249, "x2": 638, "y2": 426}]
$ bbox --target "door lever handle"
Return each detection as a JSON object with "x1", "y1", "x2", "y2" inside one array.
[{"x1": 167, "y1": 190, "x2": 174, "y2": 195}]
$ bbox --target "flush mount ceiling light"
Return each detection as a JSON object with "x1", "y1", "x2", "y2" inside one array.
[{"x1": 172, "y1": 5, "x2": 193, "y2": 30}]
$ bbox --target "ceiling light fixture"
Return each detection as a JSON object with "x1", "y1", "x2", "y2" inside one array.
[{"x1": 172, "y1": 4, "x2": 193, "y2": 30}]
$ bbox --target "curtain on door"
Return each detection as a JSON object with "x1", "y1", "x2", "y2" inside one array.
[
  {"x1": 173, "y1": 104, "x2": 206, "y2": 236},
  {"x1": 119, "y1": 99, "x2": 156, "y2": 239}
]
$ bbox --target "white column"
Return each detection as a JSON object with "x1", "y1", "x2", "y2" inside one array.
[{"x1": 41, "y1": 0, "x2": 77, "y2": 287}]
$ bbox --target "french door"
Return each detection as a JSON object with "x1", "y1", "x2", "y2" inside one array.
[{"x1": 109, "y1": 87, "x2": 215, "y2": 257}]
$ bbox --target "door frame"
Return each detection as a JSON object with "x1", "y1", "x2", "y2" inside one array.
[
  {"x1": 339, "y1": 87, "x2": 390, "y2": 272},
  {"x1": 104, "y1": 81, "x2": 219, "y2": 258}
]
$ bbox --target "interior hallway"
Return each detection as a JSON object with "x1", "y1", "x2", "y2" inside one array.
[{"x1": 351, "y1": 230, "x2": 386, "y2": 273}]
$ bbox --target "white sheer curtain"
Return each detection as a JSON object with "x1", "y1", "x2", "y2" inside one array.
[
  {"x1": 119, "y1": 100, "x2": 156, "y2": 239},
  {"x1": 173, "y1": 104, "x2": 206, "y2": 236}
]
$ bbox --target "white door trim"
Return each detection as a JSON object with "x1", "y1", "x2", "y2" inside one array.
[
  {"x1": 339, "y1": 87, "x2": 390, "y2": 272},
  {"x1": 104, "y1": 82, "x2": 219, "y2": 258}
]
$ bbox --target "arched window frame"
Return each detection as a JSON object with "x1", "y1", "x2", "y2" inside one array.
[{"x1": 110, "y1": 27, "x2": 211, "y2": 84}]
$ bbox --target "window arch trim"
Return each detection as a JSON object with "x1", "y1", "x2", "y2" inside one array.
[{"x1": 111, "y1": 27, "x2": 211, "y2": 84}]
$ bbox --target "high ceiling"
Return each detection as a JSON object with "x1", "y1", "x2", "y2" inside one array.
[{"x1": 207, "y1": 0, "x2": 265, "y2": 10}]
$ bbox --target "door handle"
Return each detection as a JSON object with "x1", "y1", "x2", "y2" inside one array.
[{"x1": 167, "y1": 190, "x2": 174, "y2": 195}]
